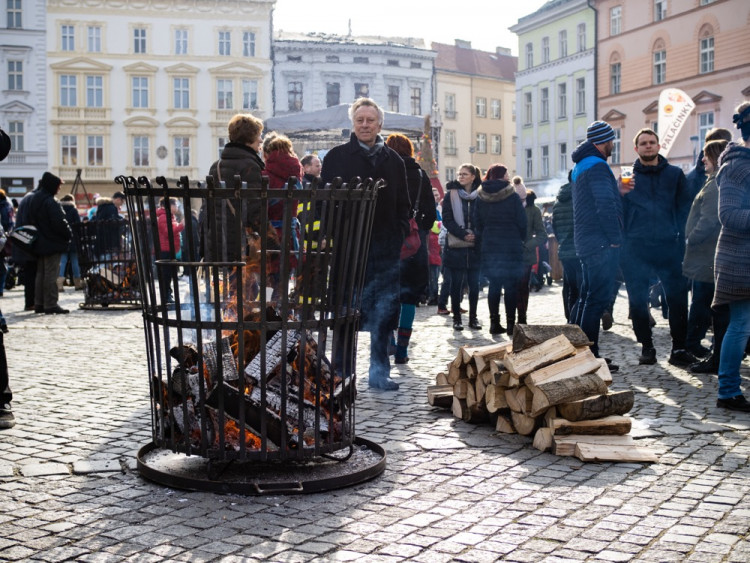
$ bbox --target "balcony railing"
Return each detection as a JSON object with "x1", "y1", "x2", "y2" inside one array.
[
  {"x1": 444, "y1": 147, "x2": 457, "y2": 156},
  {"x1": 445, "y1": 110, "x2": 457, "y2": 119}
]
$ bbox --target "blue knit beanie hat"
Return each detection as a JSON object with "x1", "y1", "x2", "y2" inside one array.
[{"x1": 586, "y1": 121, "x2": 615, "y2": 144}]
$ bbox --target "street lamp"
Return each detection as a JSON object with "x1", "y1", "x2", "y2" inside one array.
[{"x1": 431, "y1": 102, "x2": 442, "y2": 167}]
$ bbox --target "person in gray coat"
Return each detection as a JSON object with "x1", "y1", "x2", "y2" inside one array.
[{"x1": 682, "y1": 140, "x2": 729, "y2": 374}]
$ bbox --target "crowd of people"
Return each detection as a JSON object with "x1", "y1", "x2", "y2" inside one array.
[{"x1": 1, "y1": 96, "x2": 749, "y2": 430}]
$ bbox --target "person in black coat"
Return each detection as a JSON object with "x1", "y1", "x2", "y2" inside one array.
[
  {"x1": 320, "y1": 98, "x2": 410, "y2": 391},
  {"x1": 58, "y1": 194, "x2": 82, "y2": 290},
  {"x1": 385, "y1": 133, "x2": 437, "y2": 364},
  {"x1": 473, "y1": 164, "x2": 526, "y2": 336},
  {"x1": 26, "y1": 172, "x2": 72, "y2": 314},
  {"x1": 442, "y1": 163, "x2": 482, "y2": 331}
]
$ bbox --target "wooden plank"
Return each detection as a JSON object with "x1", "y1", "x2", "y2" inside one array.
[
  {"x1": 553, "y1": 434, "x2": 635, "y2": 456},
  {"x1": 549, "y1": 415, "x2": 632, "y2": 436},
  {"x1": 574, "y1": 442, "x2": 658, "y2": 463},
  {"x1": 557, "y1": 390, "x2": 634, "y2": 422},
  {"x1": 502, "y1": 334, "x2": 577, "y2": 379},
  {"x1": 512, "y1": 324, "x2": 592, "y2": 352},
  {"x1": 427, "y1": 385, "x2": 454, "y2": 409}
]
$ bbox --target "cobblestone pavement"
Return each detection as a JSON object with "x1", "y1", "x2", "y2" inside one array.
[{"x1": 1, "y1": 279, "x2": 749, "y2": 562}]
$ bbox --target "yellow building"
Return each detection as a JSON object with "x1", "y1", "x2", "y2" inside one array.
[{"x1": 432, "y1": 41, "x2": 517, "y2": 183}]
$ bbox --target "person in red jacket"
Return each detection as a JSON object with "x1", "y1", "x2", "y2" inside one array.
[{"x1": 156, "y1": 197, "x2": 184, "y2": 304}]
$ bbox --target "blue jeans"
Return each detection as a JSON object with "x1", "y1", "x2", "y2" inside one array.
[
  {"x1": 575, "y1": 247, "x2": 619, "y2": 357},
  {"x1": 59, "y1": 251, "x2": 81, "y2": 279},
  {"x1": 718, "y1": 300, "x2": 750, "y2": 400}
]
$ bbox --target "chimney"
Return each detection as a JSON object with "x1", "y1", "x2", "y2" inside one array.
[
  {"x1": 496, "y1": 46, "x2": 511, "y2": 56},
  {"x1": 455, "y1": 39, "x2": 471, "y2": 49}
]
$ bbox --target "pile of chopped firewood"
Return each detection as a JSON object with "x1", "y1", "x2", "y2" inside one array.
[{"x1": 428, "y1": 325, "x2": 658, "y2": 463}]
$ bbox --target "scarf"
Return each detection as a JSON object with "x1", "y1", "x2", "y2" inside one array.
[
  {"x1": 450, "y1": 187, "x2": 479, "y2": 229},
  {"x1": 358, "y1": 135, "x2": 385, "y2": 166}
]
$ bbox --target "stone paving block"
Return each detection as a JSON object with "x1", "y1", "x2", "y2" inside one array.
[
  {"x1": 0, "y1": 463, "x2": 14, "y2": 477},
  {"x1": 73, "y1": 459, "x2": 123, "y2": 474},
  {"x1": 18, "y1": 463, "x2": 69, "y2": 477}
]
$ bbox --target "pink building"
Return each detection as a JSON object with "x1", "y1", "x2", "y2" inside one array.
[{"x1": 594, "y1": 0, "x2": 750, "y2": 173}]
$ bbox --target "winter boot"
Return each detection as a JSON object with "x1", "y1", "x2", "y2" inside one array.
[
  {"x1": 74, "y1": 277, "x2": 84, "y2": 290},
  {"x1": 489, "y1": 315, "x2": 505, "y2": 335},
  {"x1": 395, "y1": 328, "x2": 412, "y2": 364},
  {"x1": 56, "y1": 277, "x2": 66, "y2": 292}
]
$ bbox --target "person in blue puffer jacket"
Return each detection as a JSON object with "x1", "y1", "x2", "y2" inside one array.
[{"x1": 571, "y1": 121, "x2": 622, "y2": 367}]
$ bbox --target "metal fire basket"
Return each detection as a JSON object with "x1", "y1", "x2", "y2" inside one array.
[
  {"x1": 119, "y1": 173, "x2": 386, "y2": 494},
  {"x1": 73, "y1": 219, "x2": 142, "y2": 310}
]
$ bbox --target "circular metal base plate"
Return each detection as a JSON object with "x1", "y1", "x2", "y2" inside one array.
[
  {"x1": 79, "y1": 302, "x2": 141, "y2": 310},
  {"x1": 137, "y1": 438, "x2": 386, "y2": 495}
]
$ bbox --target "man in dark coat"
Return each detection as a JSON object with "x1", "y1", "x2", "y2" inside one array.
[
  {"x1": 320, "y1": 98, "x2": 410, "y2": 391},
  {"x1": 621, "y1": 128, "x2": 693, "y2": 367},
  {"x1": 552, "y1": 171, "x2": 579, "y2": 322},
  {"x1": 26, "y1": 172, "x2": 72, "y2": 314},
  {"x1": 0, "y1": 127, "x2": 12, "y2": 429},
  {"x1": 571, "y1": 121, "x2": 622, "y2": 363}
]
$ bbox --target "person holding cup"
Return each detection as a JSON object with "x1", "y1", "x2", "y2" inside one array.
[{"x1": 620, "y1": 128, "x2": 693, "y2": 368}]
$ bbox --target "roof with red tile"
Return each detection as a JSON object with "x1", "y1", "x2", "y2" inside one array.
[{"x1": 432, "y1": 41, "x2": 517, "y2": 81}]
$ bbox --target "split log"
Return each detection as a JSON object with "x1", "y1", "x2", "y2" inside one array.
[
  {"x1": 474, "y1": 373, "x2": 487, "y2": 405},
  {"x1": 512, "y1": 324, "x2": 592, "y2": 352},
  {"x1": 495, "y1": 414, "x2": 515, "y2": 434},
  {"x1": 481, "y1": 370, "x2": 495, "y2": 387},
  {"x1": 553, "y1": 434, "x2": 634, "y2": 456},
  {"x1": 574, "y1": 442, "x2": 658, "y2": 463},
  {"x1": 527, "y1": 371, "x2": 608, "y2": 417},
  {"x1": 557, "y1": 390, "x2": 634, "y2": 422},
  {"x1": 503, "y1": 334, "x2": 577, "y2": 379},
  {"x1": 532, "y1": 427, "x2": 554, "y2": 452},
  {"x1": 505, "y1": 387, "x2": 524, "y2": 413},
  {"x1": 447, "y1": 362, "x2": 466, "y2": 385},
  {"x1": 543, "y1": 406, "x2": 557, "y2": 427},
  {"x1": 511, "y1": 410, "x2": 539, "y2": 436},
  {"x1": 244, "y1": 330, "x2": 301, "y2": 384},
  {"x1": 473, "y1": 342, "x2": 513, "y2": 374},
  {"x1": 427, "y1": 385, "x2": 454, "y2": 409},
  {"x1": 596, "y1": 359, "x2": 613, "y2": 387},
  {"x1": 453, "y1": 379, "x2": 471, "y2": 400},
  {"x1": 484, "y1": 384, "x2": 509, "y2": 413},
  {"x1": 452, "y1": 395, "x2": 487, "y2": 424},
  {"x1": 516, "y1": 386, "x2": 534, "y2": 415},
  {"x1": 549, "y1": 415, "x2": 632, "y2": 436},
  {"x1": 465, "y1": 382, "x2": 479, "y2": 409},
  {"x1": 435, "y1": 372, "x2": 449, "y2": 386},
  {"x1": 526, "y1": 347, "x2": 601, "y2": 388},
  {"x1": 466, "y1": 362, "x2": 478, "y2": 380}
]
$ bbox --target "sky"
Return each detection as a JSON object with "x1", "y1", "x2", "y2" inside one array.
[{"x1": 272, "y1": 0, "x2": 551, "y2": 56}]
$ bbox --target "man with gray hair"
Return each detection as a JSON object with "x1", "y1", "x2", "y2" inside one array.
[{"x1": 321, "y1": 98, "x2": 410, "y2": 390}]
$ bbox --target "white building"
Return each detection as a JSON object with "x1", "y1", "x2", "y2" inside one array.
[
  {"x1": 46, "y1": 0, "x2": 275, "y2": 189},
  {"x1": 0, "y1": 0, "x2": 48, "y2": 196},
  {"x1": 272, "y1": 31, "x2": 435, "y2": 121},
  {"x1": 510, "y1": 0, "x2": 597, "y2": 197}
]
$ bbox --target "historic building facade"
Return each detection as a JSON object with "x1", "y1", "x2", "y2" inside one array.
[
  {"x1": 594, "y1": 0, "x2": 750, "y2": 174},
  {"x1": 272, "y1": 31, "x2": 435, "y2": 121},
  {"x1": 46, "y1": 0, "x2": 275, "y2": 186},
  {"x1": 432, "y1": 41, "x2": 517, "y2": 184},
  {"x1": 510, "y1": 0, "x2": 597, "y2": 197},
  {"x1": 0, "y1": 0, "x2": 49, "y2": 196}
]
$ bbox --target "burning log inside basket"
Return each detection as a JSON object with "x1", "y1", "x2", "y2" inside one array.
[{"x1": 158, "y1": 327, "x2": 346, "y2": 453}]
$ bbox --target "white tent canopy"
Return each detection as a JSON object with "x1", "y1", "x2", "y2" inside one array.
[{"x1": 264, "y1": 104, "x2": 425, "y2": 135}]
